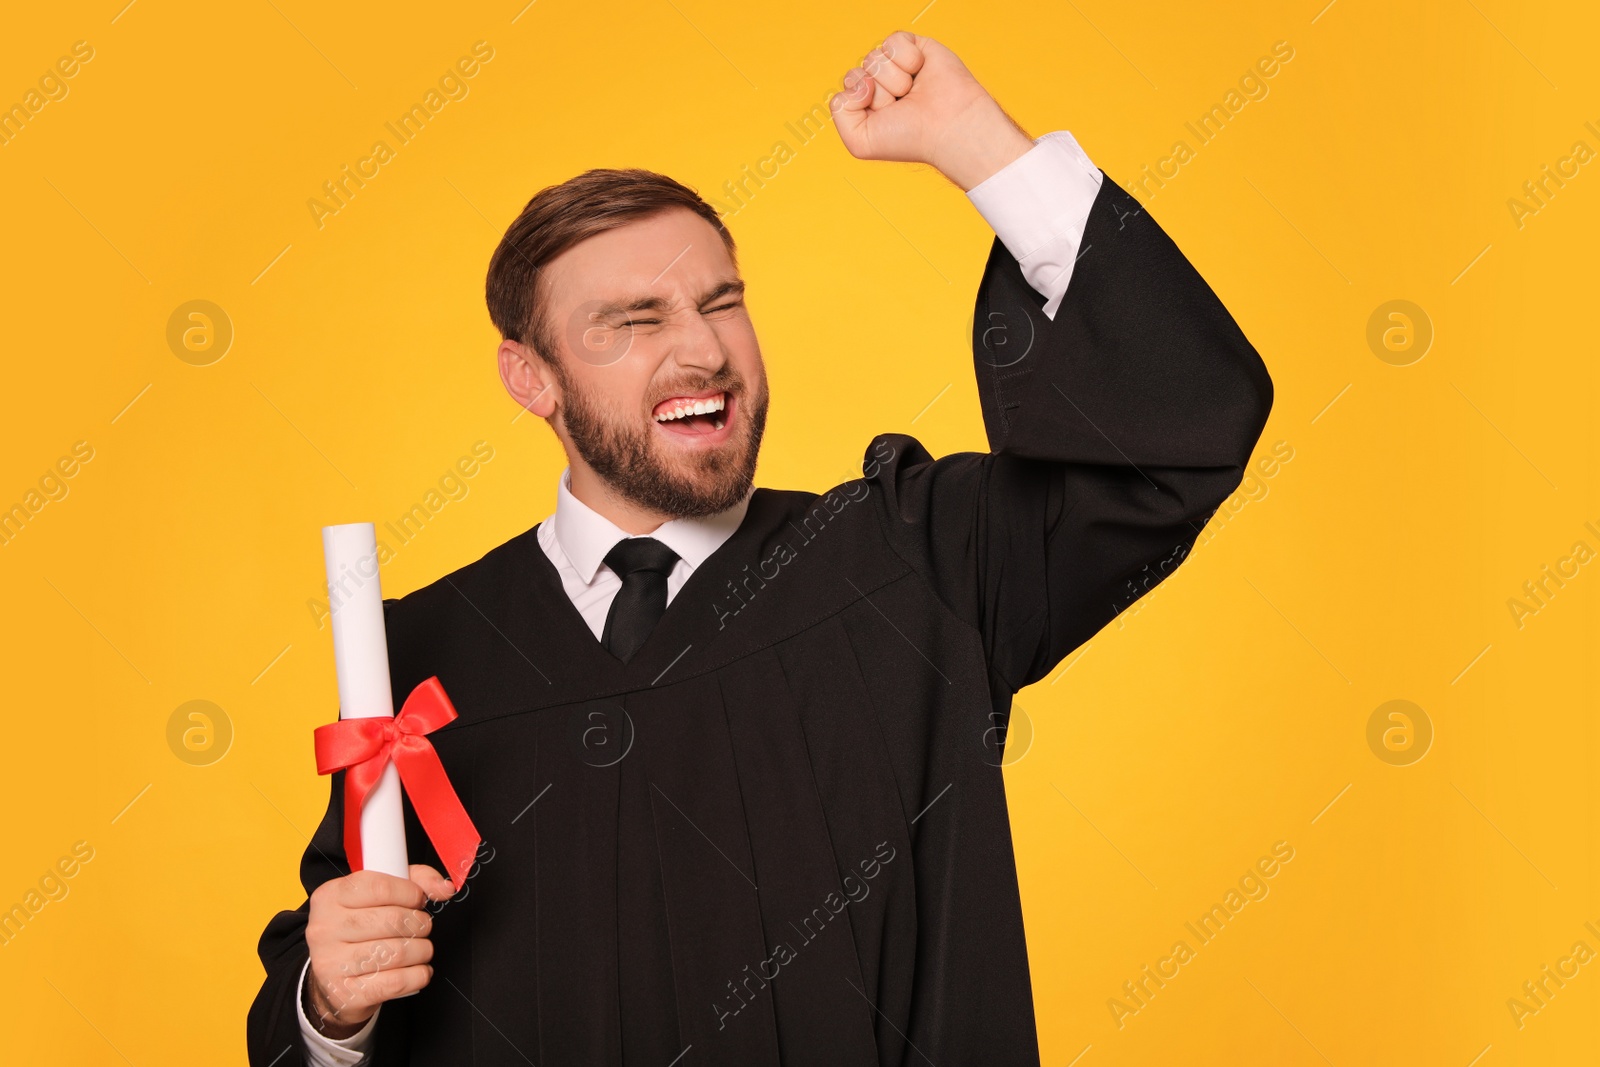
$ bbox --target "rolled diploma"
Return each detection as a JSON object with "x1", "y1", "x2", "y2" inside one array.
[{"x1": 323, "y1": 522, "x2": 409, "y2": 878}]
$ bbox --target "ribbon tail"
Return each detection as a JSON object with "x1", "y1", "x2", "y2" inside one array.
[
  {"x1": 393, "y1": 742, "x2": 481, "y2": 887},
  {"x1": 342, "y1": 771, "x2": 366, "y2": 873}
]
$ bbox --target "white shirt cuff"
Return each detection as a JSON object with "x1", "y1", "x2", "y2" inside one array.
[
  {"x1": 297, "y1": 957, "x2": 380, "y2": 1066},
  {"x1": 965, "y1": 129, "x2": 1104, "y2": 320}
]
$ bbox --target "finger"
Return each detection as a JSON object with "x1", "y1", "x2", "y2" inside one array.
[
  {"x1": 336, "y1": 904, "x2": 434, "y2": 944},
  {"x1": 866, "y1": 65, "x2": 896, "y2": 111},
  {"x1": 409, "y1": 863, "x2": 458, "y2": 902},
  {"x1": 830, "y1": 69, "x2": 874, "y2": 115},
  {"x1": 334, "y1": 933, "x2": 436, "y2": 976},
  {"x1": 330, "y1": 869, "x2": 428, "y2": 911},
  {"x1": 881, "y1": 31, "x2": 927, "y2": 78},
  {"x1": 830, "y1": 70, "x2": 875, "y2": 154},
  {"x1": 864, "y1": 44, "x2": 912, "y2": 99},
  {"x1": 883, "y1": 31, "x2": 934, "y2": 72},
  {"x1": 323, "y1": 964, "x2": 434, "y2": 1014}
]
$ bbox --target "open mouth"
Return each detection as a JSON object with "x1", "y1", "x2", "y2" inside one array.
[{"x1": 652, "y1": 390, "x2": 733, "y2": 440}]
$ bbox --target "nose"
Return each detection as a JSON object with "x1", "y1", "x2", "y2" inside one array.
[{"x1": 669, "y1": 308, "x2": 729, "y2": 375}]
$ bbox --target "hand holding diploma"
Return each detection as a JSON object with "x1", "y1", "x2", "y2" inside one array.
[{"x1": 303, "y1": 864, "x2": 454, "y2": 1037}]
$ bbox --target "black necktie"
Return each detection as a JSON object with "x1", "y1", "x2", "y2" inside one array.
[{"x1": 600, "y1": 537, "x2": 680, "y2": 663}]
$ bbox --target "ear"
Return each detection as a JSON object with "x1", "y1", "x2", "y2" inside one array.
[{"x1": 498, "y1": 338, "x2": 559, "y2": 419}]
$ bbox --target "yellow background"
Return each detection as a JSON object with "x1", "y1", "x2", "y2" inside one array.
[{"x1": 1, "y1": 0, "x2": 1595, "y2": 1062}]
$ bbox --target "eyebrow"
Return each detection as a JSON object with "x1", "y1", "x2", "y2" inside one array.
[{"x1": 591, "y1": 279, "x2": 745, "y2": 319}]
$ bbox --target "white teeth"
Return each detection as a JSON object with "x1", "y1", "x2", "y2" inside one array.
[
  {"x1": 714, "y1": 419, "x2": 724, "y2": 430},
  {"x1": 654, "y1": 394, "x2": 726, "y2": 422}
]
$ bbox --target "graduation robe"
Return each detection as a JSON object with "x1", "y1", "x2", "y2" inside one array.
[{"x1": 248, "y1": 172, "x2": 1273, "y2": 1066}]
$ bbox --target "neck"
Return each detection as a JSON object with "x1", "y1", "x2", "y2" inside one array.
[{"x1": 567, "y1": 462, "x2": 672, "y2": 535}]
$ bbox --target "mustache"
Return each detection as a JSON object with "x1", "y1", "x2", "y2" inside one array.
[{"x1": 647, "y1": 368, "x2": 743, "y2": 406}]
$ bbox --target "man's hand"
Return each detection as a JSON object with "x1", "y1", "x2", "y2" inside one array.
[
  {"x1": 303, "y1": 865, "x2": 456, "y2": 1039},
  {"x1": 829, "y1": 31, "x2": 1035, "y2": 192}
]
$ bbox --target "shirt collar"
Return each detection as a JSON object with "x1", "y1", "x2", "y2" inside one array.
[{"x1": 548, "y1": 467, "x2": 752, "y2": 584}]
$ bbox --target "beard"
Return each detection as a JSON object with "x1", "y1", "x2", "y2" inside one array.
[{"x1": 555, "y1": 364, "x2": 768, "y2": 519}]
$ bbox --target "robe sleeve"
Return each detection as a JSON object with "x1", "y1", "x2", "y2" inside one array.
[
  {"x1": 246, "y1": 766, "x2": 354, "y2": 1066},
  {"x1": 864, "y1": 172, "x2": 1273, "y2": 692},
  {"x1": 246, "y1": 600, "x2": 410, "y2": 1066}
]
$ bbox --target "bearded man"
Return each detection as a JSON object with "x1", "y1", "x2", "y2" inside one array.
[{"x1": 249, "y1": 30, "x2": 1272, "y2": 1067}]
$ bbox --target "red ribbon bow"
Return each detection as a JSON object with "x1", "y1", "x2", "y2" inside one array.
[{"x1": 314, "y1": 676, "x2": 481, "y2": 888}]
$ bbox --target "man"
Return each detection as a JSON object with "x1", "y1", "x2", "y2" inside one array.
[{"x1": 248, "y1": 30, "x2": 1272, "y2": 1067}]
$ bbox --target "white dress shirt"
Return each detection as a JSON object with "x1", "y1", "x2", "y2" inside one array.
[
  {"x1": 296, "y1": 128, "x2": 1103, "y2": 1066},
  {"x1": 538, "y1": 469, "x2": 754, "y2": 640},
  {"x1": 966, "y1": 129, "x2": 1103, "y2": 319}
]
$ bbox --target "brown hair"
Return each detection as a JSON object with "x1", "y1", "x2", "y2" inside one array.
[{"x1": 485, "y1": 168, "x2": 736, "y2": 369}]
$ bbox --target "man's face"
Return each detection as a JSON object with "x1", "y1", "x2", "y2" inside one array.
[{"x1": 531, "y1": 207, "x2": 769, "y2": 519}]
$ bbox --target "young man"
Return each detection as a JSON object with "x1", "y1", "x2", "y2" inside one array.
[{"x1": 248, "y1": 31, "x2": 1272, "y2": 1067}]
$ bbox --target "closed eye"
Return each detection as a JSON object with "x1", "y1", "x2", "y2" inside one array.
[{"x1": 622, "y1": 301, "x2": 741, "y2": 327}]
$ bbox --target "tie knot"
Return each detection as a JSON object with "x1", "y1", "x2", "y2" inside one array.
[{"x1": 603, "y1": 536, "x2": 679, "y2": 579}]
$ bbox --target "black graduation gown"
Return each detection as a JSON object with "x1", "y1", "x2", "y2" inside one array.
[{"x1": 247, "y1": 172, "x2": 1273, "y2": 1067}]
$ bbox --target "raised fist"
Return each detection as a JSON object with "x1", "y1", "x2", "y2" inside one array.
[{"x1": 829, "y1": 31, "x2": 1034, "y2": 191}]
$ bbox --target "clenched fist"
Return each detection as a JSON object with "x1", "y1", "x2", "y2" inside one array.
[
  {"x1": 829, "y1": 31, "x2": 1035, "y2": 191},
  {"x1": 303, "y1": 864, "x2": 457, "y2": 1039}
]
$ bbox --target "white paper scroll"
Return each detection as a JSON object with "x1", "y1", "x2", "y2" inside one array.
[{"x1": 322, "y1": 522, "x2": 410, "y2": 878}]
